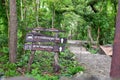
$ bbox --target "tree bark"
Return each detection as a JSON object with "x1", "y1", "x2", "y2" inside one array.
[
  {"x1": 36, "y1": 0, "x2": 39, "y2": 27},
  {"x1": 110, "y1": 0, "x2": 120, "y2": 78},
  {"x1": 23, "y1": 0, "x2": 27, "y2": 25},
  {"x1": 96, "y1": 27, "x2": 100, "y2": 45},
  {"x1": 9, "y1": 0, "x2": 17, "y2": 63},
  {"x1": 87, "y1": 26, "x2": 94, "y2": 44},
  {"x1": 52, "y1": 6, "x2": 55, "y2": 28},
  {"x1": 53, "y1": 52, "x2": 60, "y2": 73},
  {"x1": 5, "y1": 0, "x2": 9, "y2": 37},
  {"x1": 27, "y1": 51, "x2": 35, "y2": 72},
  {"x1": 21, "y1": 0, "x2": 23, "y2": 21}
]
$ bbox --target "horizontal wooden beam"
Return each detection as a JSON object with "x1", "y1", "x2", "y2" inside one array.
[
  {"x1": 24, "y1": 44, "x2": 64, "y2": 52},
  {"x1": 26, "y1": 27, "x2": 65, "y2": 32},
  {"x1": 25, "y1": 34, "x2": 67, "y2": 43}
]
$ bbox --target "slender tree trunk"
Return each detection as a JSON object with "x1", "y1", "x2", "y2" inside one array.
[
  {"x1": 21, "y1": 0, "x2": 23, "y2": 21},
  {"x1": 23, "y1": 0, "x2": 27, "y2": 26},
  {"x1": 97, "y1": 27, "x2": 100, "y2": 46},
  {"x1": 87, "y1": 26, "x2": 94, "y2": 44},
  {"x1": 53, "y1": 52, "x2": 60, "y2": 73},
  {"x1": 113, "y1": 0, "x2": 118, "y2": 29},
  {"x1": 36, "y1": 0, "x2": 39, "y2": 27},
  {"x1": 110, "y1": 0, "x2": 120, "y2": 78},
  {"x1": 9, "y1": 0, "x2": 17, "y2": 63},
  {"x1": 27, "y1": 51, "x2": 35, "y2": 71},
  {"x1": 5, "y1": 0, "x2": 9, "y2": 22},
  {"x1": 5, "y1": 0, "x2": 9, "y2": 37},
  {"x1": 52, "y1": 7, "x2": 55, "y2": 28}
]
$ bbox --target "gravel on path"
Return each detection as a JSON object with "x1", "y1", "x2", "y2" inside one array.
[{"x1": 66, "y1": 44, "x2": 112, "y2": 80}]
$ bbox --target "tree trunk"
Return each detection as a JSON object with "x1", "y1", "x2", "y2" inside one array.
[
  {"x1": 110, "y1": 0, "x2": 120, "y2": 78},
  {"x1": 5, "y1": 0, "x2": 10, "y2": 37},
  {"x1": 27, "y1": 51, "x2": 35, "y2": 72},
  {"x1": 87, "y1": 26, "x2": 94, "y2": 44},
  {"x1": 21, "y1": 0, "x2": 23, "y2": 21},
  {"x1": 53, "y1": 52, "x2": 60, "y2": 73},
  {"x1": 96, "y1": 27, "x2": 100, "y2": 46},
  {"x1": 9, "y1": 0, "x2": 17, "y2": 63},
  {"x1": 23, "y1": 0, "x2": 27, "y2": 25},
  {"x1": 52, "y1": 7, "x2": 55, "y2": 28},
  {"x1": 36, "y1": 0, "x2": 39, "y2": 27}
]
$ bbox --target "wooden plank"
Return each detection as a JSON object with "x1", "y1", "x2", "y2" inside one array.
[
  {"x1": 26, "y1": 34, "x2": 67, "y2": 43},
  {"x1": 99, "y1": 45, "x2": 113, "y2": 56},
  {"x1": 24, "y1": 44, "x2": 64, "y2": 52},
  {"x1": 27, "y1": 27, "x2": 65, "y2": 32}
]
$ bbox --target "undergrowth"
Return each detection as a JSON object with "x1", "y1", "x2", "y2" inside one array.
[{"x1": 0, "y1": 49, "x2": 84, "y2": 80}]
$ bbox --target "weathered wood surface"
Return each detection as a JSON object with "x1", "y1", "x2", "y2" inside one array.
[
  {"x1": 27, "y1": 27, "x2": 65, "y2": 32},
  {"x1": 99, "y1": 45, "x2": 113, "y2": 56},
  {"x1": 24, "y1": 28, "x2": 67, "y2": 73},
  {"x1": 24, "y1": 44, "x2": 64, "y2": 52},
  {"x1": 26, "y1": 34, "x2": 67, "y2": 43},
  {"x1": 27, "y1": 51, "x2": 35, "y2": 71}
]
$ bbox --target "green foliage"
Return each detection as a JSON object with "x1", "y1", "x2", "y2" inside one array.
[
  {"x1": 16, "y1": 52, "x2": 30, "y2": 67},
  {"x1": 0, "y1": 0, "x2": 117, "y2": 52},
  {"x1": 3, "y1": 63, "x2": 19, "y2": 77},
  {"x1": 0, "y1": 47, "x2": 9, "y2": 54},
  {"x1": 0, "y1": 0, "x2": 118, "y2": 79},
  {"x1": 1, "y1": 49, "x2": 83, "y2": 79},
  {"x1": 67, "y1": 66, "x2": 84, "y2": 75},
  {"x1": 16, "y1": 49, "x2": 84, "y2": 79},
  {"x1": 0, "y1": 62, "x2": 19, "y2": 77},
  {"x1": 27, "y1": 74, "x2": 59, "y2": 80},
  {"x1": 0, "y1": 54, "x2": 13, "y2": 76},
  {"x1": 88, "y1": 48, "x2": 98, "y2": 54}
]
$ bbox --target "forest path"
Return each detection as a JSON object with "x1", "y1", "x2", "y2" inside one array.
[{"x1": 67, "y1": 44, "x2": 111, "y2": 80}]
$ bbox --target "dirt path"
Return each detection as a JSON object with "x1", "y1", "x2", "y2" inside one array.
[{"x1": 68, "y1": 44, "x2": 111, "y2": 80}]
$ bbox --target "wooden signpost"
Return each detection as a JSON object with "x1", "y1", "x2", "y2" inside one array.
[{"x1": 24, "y1": 27, "x2": 67, "y2": 72}]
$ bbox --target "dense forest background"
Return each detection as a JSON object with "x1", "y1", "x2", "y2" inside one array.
[
  {"x1": 0, "y1": 0, "x2": 118, "y2": 53},
  {"x1": 0, "y1": 0, "x2": 118, "y2": 79}
]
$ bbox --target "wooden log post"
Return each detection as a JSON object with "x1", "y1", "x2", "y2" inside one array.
[
  {"x1": 53, "y1": 52, "x2": 60, "y2": 73},
  {"x1": 110, "y1": 0, "x2": 120, "y2": 78},
  {"x1": 53, "y1": 32, "x2": 61, "y2": 73},
  {"x1": 27, "y1": 51, "x2": 35, "y2": 72}
]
